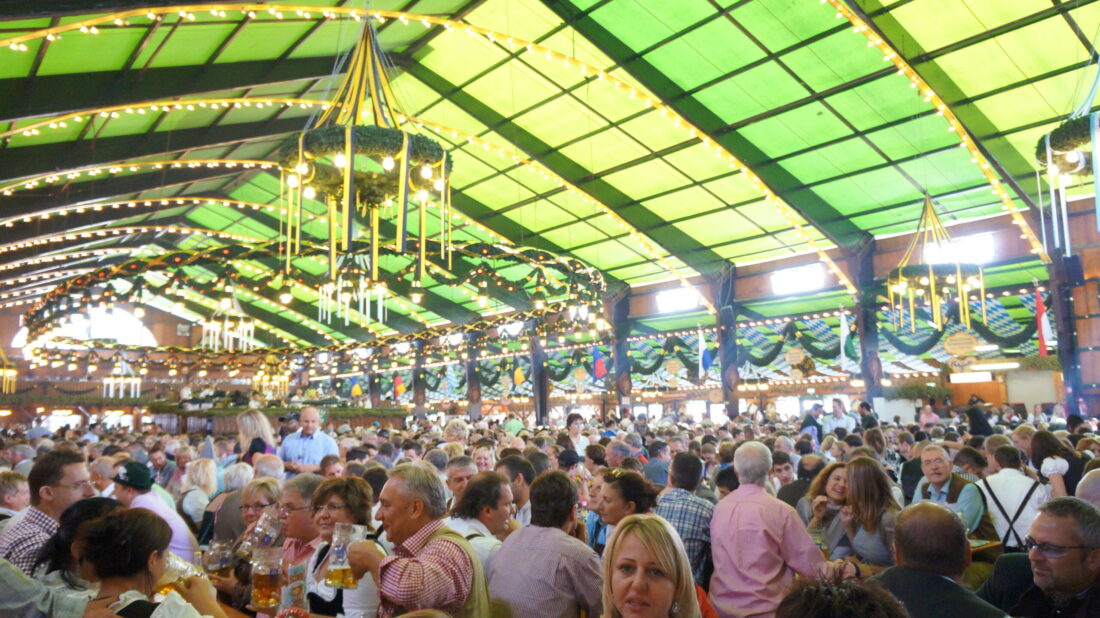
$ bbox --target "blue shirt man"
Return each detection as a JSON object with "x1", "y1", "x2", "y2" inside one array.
[
  {"x1": 277, "y1": 407, "x2": 338, "y2": 477},
  {"x1": 915, "y1": 445, "x2": 985, "y2": 533}
]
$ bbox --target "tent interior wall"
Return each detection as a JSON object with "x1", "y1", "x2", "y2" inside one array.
[{"x1": 0, "y1": 0, "x2": 1097, "y2": 427}]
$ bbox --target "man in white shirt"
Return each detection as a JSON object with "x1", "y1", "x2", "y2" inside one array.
[
  {"x1": 445, "y1": 471, "x2": 513, "y2": 572},
  {"x1": 822, "y1": 405, "x2": 857, "y2": 435},
  {"x1": 495, "y1": 455, "x2": 534, "y2": 527},
  {"x1": 976, "y1": 445, "x2": 1049, "y2": 552}
]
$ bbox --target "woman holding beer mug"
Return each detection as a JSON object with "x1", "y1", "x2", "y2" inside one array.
[
  {"x1": 307, "y1": 477, "x2": 385, "y2": 617},
  {"x1": 77, "y1": 508, "x2": 228, "y2": 618}
]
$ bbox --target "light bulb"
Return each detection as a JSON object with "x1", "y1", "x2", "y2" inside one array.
[
  {"x1": 133, "y1": 306, "x2": 145, "y2": 318},
  {"x1": 88, "y1": 364, "x2": 98, "y2": 373},
  {"x1": 279, "y1": 292, "x2": 293, "y2": 304},
  {"x1": 420, "y1": 165, "x2": 432, "y2": 179},
  {"x1": 296, "y1": 162, "x2": 309, "y2": 174},
  {"x1": 417, "y1": 190, "x2": 428, "y2": 202},
  {"x1": 303, "y1": 186, "x2": 316, "y2": 199},
  {"x1": 434, "y1": 179, "x2": 444, "y2": 191},
  {"x1": 410, "y1": 291, "x2": 423, "y2": 304},
  {"x1": 334, "y1": 152, "x2": 347, "y2": 168},
  {"x1": 382, "y1": 156, "x2": 395, "y2": 171},
  {"x1": 286, "y1": 174, "x2": 299, "y2": 188}
]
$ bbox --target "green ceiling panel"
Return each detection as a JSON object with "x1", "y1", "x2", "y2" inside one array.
[
  {"x1": 37, "y1": 28, "x2": 145, "y2": 76},
  {"x1": 590, "y1": 0, "x2": 715, "y2": 51},
  {"x1": 863, "y1": 114, "x2": 960, "y2": 161},
  {"x1": 146, "y1": 23, "x2": 238, "y2": 68},
  {"x1": 822, "y1": 72, "x2": 931, "y2": 130},
  {"x1": 885, "y1": 0, "x2": 1047, "y2": 52},
  {"x1": 737, "y1": 101, "x2": 853, "y2": 159},
  {"x1": 212, "y1": 21, "x2": 311, "y2": 63},
  {"x1": 642, "y1": 19, "x2": 765, "y2": 92},
  {"x1": 693, "y1": 62, "x2": 807, "y2": 125},
  {"x1": 777, "y1": 137, "x2": 888, "y2": 186},
  {"x1": 641, "y1": 186, "x2": 724, "y2": 221},
  {"x1": 285, "y1": 18, "x2": 371, "y2": 60},
  {"x1": 0, "y1": 38, "x2": 41, "y2": 78},
  {"x1": 778, "y1": 30, "x2": 883, "y2": 93},
  {"x1": 732, "y1": 0, "x2": 836, "y2": 53}
]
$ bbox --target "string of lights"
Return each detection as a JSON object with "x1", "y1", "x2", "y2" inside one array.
[{"x1": 821, "y1": 0, "x2": 1049, "y2": 264}]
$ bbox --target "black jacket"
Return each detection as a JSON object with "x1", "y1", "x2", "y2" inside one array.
[
  {"x1": 977, "y1": 552, "x2": 1032, "y2": 612},
  {"x1": 871, "y1": 565, "x2": 1006, "y2": 618},
  {"x1": 1010, "y1": 578, "x2": 1100, "y2": 617},
  {"x1": 900, "y1": 457, "x2": 924, "y2": 504}
]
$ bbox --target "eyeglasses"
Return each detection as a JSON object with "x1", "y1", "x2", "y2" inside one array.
[
  {"x1": 239, "y1": 503, "x2": 274, "y2": 512},
  {"x1": 312, "y1": 504, "x2": 349, "y2": 515},
  {"x1": 277, "y1": 504, "x2": 313, "y2": 515},
  {"x1": 1024, "y1": 536, "x2": 1096, "y2": 558},
  {"x1": 52, "y1": 480, "x2": 93, "y2": 491}
]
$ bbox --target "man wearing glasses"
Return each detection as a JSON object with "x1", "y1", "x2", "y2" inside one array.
[
  {"x1": 979, "y1": 496, "x2": 1100, "y2": 617},
  {"x1": 0, "y1": 450, "x2": 94, "y2": 574}
]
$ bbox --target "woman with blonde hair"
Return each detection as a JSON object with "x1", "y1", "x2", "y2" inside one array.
[
  {"x1": 236, "y1": 408, "x2": 277, "y2": 465},
  {"x1": 178, "y1": 458, "x2": 217, "y2": 528},
  {"x1": 601, "y1": 514, "x2": 703, "y2": 618}
]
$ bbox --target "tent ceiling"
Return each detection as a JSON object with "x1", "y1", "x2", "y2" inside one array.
[{"x1": 0, "y1": 0, "x2": 1084, "y2": 338}]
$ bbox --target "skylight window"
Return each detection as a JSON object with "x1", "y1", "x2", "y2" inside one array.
[
  {"x1": 770, "y1": 263, "x2": 825, "y2": 296},
  {"x1": 655, "y1": 287, "x2": 701, "y2": 314},
  {"x1": 923, "y1": 233, "x2": 995, "y2": 265}
]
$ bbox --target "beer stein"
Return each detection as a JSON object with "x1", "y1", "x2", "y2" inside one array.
[
  {"x1": 155, "y1": 551, "x2": 205, "y2": 595},
  {"x1": 237, "y1": 510, "x2": 281, "y2": 559},
  {"x1": 250, "y1": 547, "x2": 282, "y2": 609},
  {"x1": 203, "y1": 541, "x2": 233, "y2": 578},
  {"x1": 323, "y1": 522, "x2": 365, "y2": 589}
]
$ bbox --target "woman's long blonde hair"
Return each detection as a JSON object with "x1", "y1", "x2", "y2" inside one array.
[
  {"x1": 237, "y1": 408, "x2": 277, "y2": 451},
  {"x1": 601, "y1": 514, "x2": 701, "y2": 618}
]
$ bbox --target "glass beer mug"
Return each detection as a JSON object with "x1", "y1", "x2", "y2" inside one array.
[
  {"x1": 156, "y1": 551, "x2": 206, "y2": 596},
  {"x1": 324, "y1": 522, "x2": 365, "y2": 589},
  {"x1": 203, "y1": 541, "x2": 233, "y2": 578},
  {"x1": 250, "y1": 547, "x2": 282, "y2": 610},
  {"x1": 237, "y1": 510, "x2": 281, "y2": 559}
]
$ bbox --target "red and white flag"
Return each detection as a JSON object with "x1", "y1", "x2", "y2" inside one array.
[{"x1": 1037, "y1": 289, "x2": 1054, "y2": 357}]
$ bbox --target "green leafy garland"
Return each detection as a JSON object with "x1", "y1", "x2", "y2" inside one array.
[{"x1": 1035, "y1": 116, "x2": 1091, "y2": 169}]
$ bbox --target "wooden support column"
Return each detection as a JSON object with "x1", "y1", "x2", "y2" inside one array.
[
  {"x1": 531, "y1": 336, "x2": 550, "y2": 426},
  {"x1": 465, "y1": 331, "x2": 482, "y2": 421},
  {"x1": 855, "y1": 241, "x2": 884, "y2": 401},
  {"x1": 412, "y1": 341, "x2": 427, "y2": 418},
  {"x1": 1048, "y1": 254, "x2": 1081, "y2": 415},
  {"x1": 368, "y1": 372, "x2": 382, "y2": 408},
  {"x1": 711, "y1": 264, "x2": 739, "y2": 419},
  {"x1": 610, "y1": 291, "x2": 632, "y2": 420}
]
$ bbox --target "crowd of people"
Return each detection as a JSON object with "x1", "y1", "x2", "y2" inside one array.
[{"x1": 0, "y1": 399, "x2": 1098, "y2": 617}]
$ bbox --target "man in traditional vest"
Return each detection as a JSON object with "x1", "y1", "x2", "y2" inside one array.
[
  {"x1": 915, "y1": 444, "x2": 1001, "y2": 587},
  {"x1": 348, "y1": 462, "x2": 489, "y2": 617}
]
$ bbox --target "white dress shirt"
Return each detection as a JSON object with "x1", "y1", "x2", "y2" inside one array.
[
  {"x1": 822, "y1": 414, "x2": 856, "y2": 435},
  {"x1": 976, "y1": 467, "x2": 1050, "y2": 548},
  {"x1": 444, "y1": 517, "x2": 501, "y2": 573}
]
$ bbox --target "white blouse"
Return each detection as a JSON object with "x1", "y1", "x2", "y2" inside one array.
[{"x1": 306, "y1": 540, "x2": 385, "y2": 618}]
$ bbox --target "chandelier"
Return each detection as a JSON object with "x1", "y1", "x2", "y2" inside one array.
[
  {"x1": 200, "y1": 283, "x2": 255, "y2": 352},
  {"x1": 278, "y1": 21, "x2": 451, "y2": 324},
  {"x1": 0, "y1": 346, "x2": 15, "y2": 394},
  {"x1": 886, "y1": 197, "x2": 985, "y2": 332}
]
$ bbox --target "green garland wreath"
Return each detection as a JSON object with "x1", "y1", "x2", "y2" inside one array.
[
  {"x1": 278, "y1": 125, "x2": 451, "y2": 200},
  {"x1": 1035, "y1": 116, "x2": 1092, "y2": 172}
]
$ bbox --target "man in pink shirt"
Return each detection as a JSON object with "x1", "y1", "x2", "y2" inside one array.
[
  {"x1": 710, "y1": 441, "x2": 830, "y2": 617},
  {"x1": 112, "y1": 461, "x2": 199, "y2": 564}
]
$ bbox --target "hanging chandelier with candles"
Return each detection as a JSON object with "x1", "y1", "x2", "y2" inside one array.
[
  {"x1": 200, "y1": 283, "x2": 255, "y2": 352},
  {"x1": 886, "y1": 196, "x2": 986, "y2": 332},
  {"x1": 277, "y1": 20, "x2": 451, "y2": 324}
]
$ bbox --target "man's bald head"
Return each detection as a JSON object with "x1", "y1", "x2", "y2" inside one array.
[
  {"x1": 1076, "y1": 469, "x2": 1100, "y2": 509},
  {"x1": 300, "y1": 407, "x2": 321, "y2": 436},
  {"x1": 893, "y1": 502, "x2": 970, "y2": 577},
  {"x1": 797, "y1": 454, "x2": 824, "y2": 481}
]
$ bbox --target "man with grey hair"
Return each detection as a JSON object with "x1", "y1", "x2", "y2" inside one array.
[
  {"x1": 348, "y1": 462, "x2": 489, "y2": 616},
  {"x1": 709, "y1": 441, "x2": 831, "y2": 617},
  {"x1": 605, "y1": 440, "x2": 631, "y2": 468},
  {"x1": 252, "y1": 453, "x2": 285, "y2": 480},
  {"x1": 1076, "y1": 469, "x2": 1100, "y2": 507},
  {"x1": 6, "y1": 444, "x2": 35, "y2": 478}
]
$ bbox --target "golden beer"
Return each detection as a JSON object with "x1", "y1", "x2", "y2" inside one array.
[
  {"x1": 251, "y1": 571, "x2": 281, "y2": 609},
  {"x1": 206, "y1": 565, "x2": 232, "y2": 578},
  {"x1": 324, "y1": 566, "x2": 357, "y2": 589}
]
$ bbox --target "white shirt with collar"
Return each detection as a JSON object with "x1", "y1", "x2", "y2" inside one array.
[
  {"x1": 821, "y1": 414, "x2": 856, "y2": 435},
  {"x1": 444, "y1": 517, "x2": 501, "y2": 572},
  {"x1": 514, "y1": 500, "x2": 531, "y2": 527},
  {"x1": 976, "y1": 467, "x2": 1050, "y2": 548}
]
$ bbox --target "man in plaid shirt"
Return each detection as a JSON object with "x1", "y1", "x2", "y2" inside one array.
[
  {"x1": 0, "y1": 450, "x2": 95, "y2": 574},
  {"x1": 348, "y1": 463, "x2": 489, "y2": 617},
  {"x1": 654, "y1": 452, "x2": 714, "y2": 585}
]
